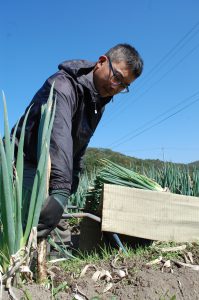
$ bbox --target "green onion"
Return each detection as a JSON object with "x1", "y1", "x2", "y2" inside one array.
[{"x1": 0, "y1": 85, "x2": 56, "y2": 276}]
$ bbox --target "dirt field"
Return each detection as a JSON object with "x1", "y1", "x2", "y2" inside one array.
[{"x1": 2, "y1": 240, "x2": 199, "y2": 300}]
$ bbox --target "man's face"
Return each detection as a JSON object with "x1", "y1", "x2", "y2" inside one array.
[{"x1": 93, "y1": 56, "x2": 135, "y2": 98}]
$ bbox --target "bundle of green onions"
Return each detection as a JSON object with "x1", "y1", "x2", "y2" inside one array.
[
  {"x1": 0, "y1": 84, "x2": 56, "y2": 279},
  {"x1": 85, "y1": 159, "x2": 163, "y2": 212}
]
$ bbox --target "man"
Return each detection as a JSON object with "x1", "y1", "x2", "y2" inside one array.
[{"x1": 13, "y1": 43, "x2": 143, "y2": 238}]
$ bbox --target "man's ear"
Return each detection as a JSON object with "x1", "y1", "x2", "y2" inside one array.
[
  {"x1": 98, "y1": 55, "x2": 108, "y2": 65},
  {"x1": 94, "y1": 55, "x2": 108, "y2": 72}
]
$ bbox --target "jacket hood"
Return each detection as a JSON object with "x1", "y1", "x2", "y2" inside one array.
[{"x1": 58, "y1": 60, "x2": 95, "y2": 78}]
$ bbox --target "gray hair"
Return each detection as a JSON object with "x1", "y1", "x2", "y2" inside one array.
[{"x1": 105, "y1": 43, "x2": 143, "y2": 78}]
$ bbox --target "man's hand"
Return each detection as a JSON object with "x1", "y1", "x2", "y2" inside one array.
[{"x1": 37, "y1": 191, "x2": 69, "y2": 238}]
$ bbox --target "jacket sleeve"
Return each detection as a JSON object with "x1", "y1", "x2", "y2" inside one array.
[
  {"x1": 48, "y1": 77, "x2": 77, "y2": 194},
  {"x1": 71, "y1": 143, "x2": 88, "y2": 194}
]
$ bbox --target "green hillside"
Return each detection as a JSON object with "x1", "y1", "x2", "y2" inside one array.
[
  {"x1": 188, "y1": 161, "x2": 199, "y2": 168},
  {"x1": 83, "y1": 147, "x2": 191, "y2": 174}
]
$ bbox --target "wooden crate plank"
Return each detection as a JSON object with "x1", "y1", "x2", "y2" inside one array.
[{"x1": 102, "y1": 184, "x2": 199, "y2": 242}]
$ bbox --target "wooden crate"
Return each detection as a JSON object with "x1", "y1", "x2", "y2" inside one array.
[{"x1": 102, "y1": 184, "x2": 199, "y2": 242}]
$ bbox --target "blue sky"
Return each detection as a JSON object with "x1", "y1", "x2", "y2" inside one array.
[{"x1": 0, "y1": 0, "x2": 199, "y2": 164}]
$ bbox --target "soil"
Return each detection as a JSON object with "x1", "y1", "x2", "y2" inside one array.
[
  {"x1": 2, "y1": 244, "x2": 199, "y2": 300},
  {"x1": 2, "y1": 254, "x2": 199, "y2": 300},
  {"x1": 2, "y1": 221, "x2": 199, "y2": 299}
]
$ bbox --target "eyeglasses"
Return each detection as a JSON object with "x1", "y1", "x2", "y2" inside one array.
[{"x1": 107, "y1": 57, "x2": 129, "y2": 93}]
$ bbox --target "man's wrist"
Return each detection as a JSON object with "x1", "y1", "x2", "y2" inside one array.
[{"x1": 49, "y1": 189, "x2": 70, "y2": 209}]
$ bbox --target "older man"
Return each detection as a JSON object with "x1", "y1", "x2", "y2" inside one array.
[{"x1": 12, "y1": 43, "x2": 143, "y2": 237}]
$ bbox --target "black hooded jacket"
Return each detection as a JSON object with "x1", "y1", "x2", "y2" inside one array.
[{"x1": 12, "y1": 60, "x2": 112, "y2": 194}]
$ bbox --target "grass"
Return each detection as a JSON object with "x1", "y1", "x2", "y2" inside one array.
[
  {"x1": 54, "y1": 242, "x2": 170, "y2": 273},
  {"x1": 50, "y1": 239, "x2": 195, "y2": 280},
  {"x1": 149, "y1": 241, "x2": 185, "y2": 260},
  {"x1": 51, "y1": 281, "x2": 69, "y2": 298},
  {"x1": 159, "y1": 293, "x2": 176, "y2": 300}
]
